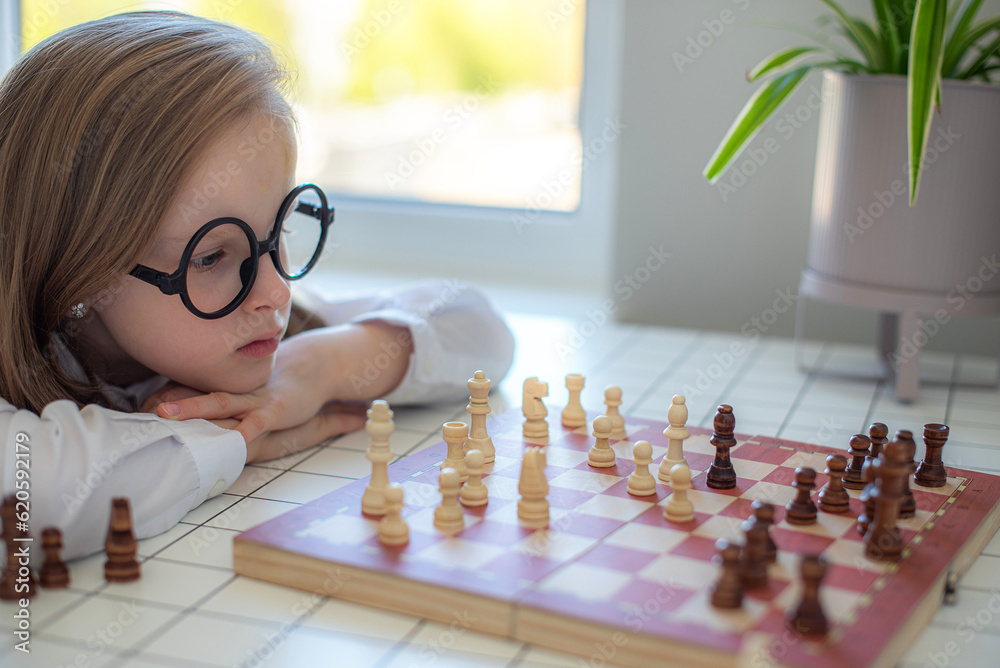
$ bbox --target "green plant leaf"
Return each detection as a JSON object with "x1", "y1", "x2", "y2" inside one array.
[
  {"x1": 873, "y1": 0, "x2": 903, "y2": 73},
  {"x1": 957, "y1": 33, "x2": 1000, "y2": 78},
  {"x1": 945, "y1": 16, "x2": 1000, "y2": 76},
  {"x1": 908, "y1": 0, "x2": 948, "y2": 206},
  {"x1": 747, "y1": 47, "x2": 821, "y2": 81},
  {"x1": 704, "y1": 67, "x2": 812, "y2": 183},
  {"x1": 943, "y1": 0, "x2": 984, "y2": 75},
  {"x1": 818, "y1": 0, "x2": 884, "y2": 68}
]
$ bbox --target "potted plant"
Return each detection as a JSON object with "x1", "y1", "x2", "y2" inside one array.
[{"x1": 704, "y1": 0, "x2": 1000, "y2": 399}]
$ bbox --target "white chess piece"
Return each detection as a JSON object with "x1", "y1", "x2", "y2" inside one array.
[
  {"x1": 460, "y1": 449, "x2": 489, "y2": 507},
  {"x1": 561, "y1": 373, "x2": 586, "y2": 428},
  {"x1": 664, "y1": 463, "x2": 695, "y2": 522},
  {"x1": 627, "y1": 440, "x2": 657, "y2": 496},
  {"x1": 378, "y1": 484, "x2": 409, "y2": 547},
  {"x1": 588, "y1": 415, "x2": 616, "y2": 468},
  {"x1": 362, "y1": 400, "x2": 394, "y2": 516},
  {"x1": 434, "y1": 468, "x2": 465, "y2": 533},
  {"x1": 604, "y1": 386, "x2": 626, "y2": 439},
  {"x1": 466, "y1": 371, "x2": 495, "y2": 463},
  {"x1": 658, "y1": 395, "x2": 690, "y2": 484},
  {"x1": 522, "y1": 377, "x2": 550, "y2": 440},
  {"x1": 517, "y1": 447, "x2": 549, "y2": 529},
  {"x1": 441, "y1": 421, "x2": 468, "y2": 481}
]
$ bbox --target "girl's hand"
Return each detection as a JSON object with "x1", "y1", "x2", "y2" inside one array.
[
  {"x1": 241, "y1": 402, "x2": 368, "y2": 463},
  {"x1": 154, "y1": 323, "x2": 406, "y2": 445},
  {"x1": 140, "y1": 381, "x2": 204, "y2": 414}
]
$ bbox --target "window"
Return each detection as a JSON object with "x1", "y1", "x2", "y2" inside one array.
[
  {"x1": 21, "y1": 0, "x2": 586, "y2": 212},
  {"x1": 16, "y1": 1, "x2": 619, "y2": 288}
]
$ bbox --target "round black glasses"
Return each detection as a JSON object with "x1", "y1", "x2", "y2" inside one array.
[{"x1": 129, "y1": 184, "x2": 333, "y2": 320}]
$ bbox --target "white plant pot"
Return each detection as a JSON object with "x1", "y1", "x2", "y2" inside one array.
[{"x1": 801, "y1": 70, "x2": 1000, "y2": 315}]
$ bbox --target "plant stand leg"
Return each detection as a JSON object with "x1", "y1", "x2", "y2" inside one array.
[
  {"x1": 891, "y1": 311, "x2": 921, "y2": 402},
  {"x1": 877, "y1": 312, "x2": 899, "y2": 377}
]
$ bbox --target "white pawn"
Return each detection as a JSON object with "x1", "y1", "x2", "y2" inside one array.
[
  {"x1": 441, "y1": 421, "x2": 468, "y2": 481},
  {"x1": 664, "y1": 463, "x2": 694, "y2": 522},
  {"x1": 604, "y1": 386, "x2": 627, "y2": 439},
  {"x1": 561, "y1": 373, "x2": 586, "y2": 428},
  {"x1": 588, "y1": 415, "x2": 616, "y2": 468},
  {"x1": 627, "y1": 440, "x2": 657, "y2": 496},
  {"x1": 658, "y1": 395, "x2": 690, "y2": 484},
  {"x1": 518, "y1": 447, "x2": 549, "y2": 529},
  {"x1": 434, "y1": 468, "x2": 465, "y2": 533},
  {"x1": 378, "y1": 485, "x2": 409, "y2": 547},
  {"x1": 460, "y1": 449, "x2": 489, "y2": 507}
]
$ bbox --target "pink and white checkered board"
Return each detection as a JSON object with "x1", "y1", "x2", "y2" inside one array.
[{"x1": 234, "y1": 408, "x2": 1000, "y2": 668}]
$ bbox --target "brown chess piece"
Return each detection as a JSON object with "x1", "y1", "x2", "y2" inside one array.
[
  {"x1": 710, "y1": 538, "x2": 743, "y2": 609},
  {"x1": 897, "y1": 430, "x2": 917, "y2": 519},
  {"x1": 864, "y1": 439, "x2": 909, "y2": 561},
  {"x1": 858, "y1": 423, "x2": 888, "y2": 535},
  {"x1": 1, "y1": 494, "x2": 36, "y2": 600},
  {"x1": 818, "y1": 454, "x2": 851, "y2": 513},
  {"x1": 785, "y1": 554, "x2": 828, "y2": 636},
  {"x1": 915, "y1": 423, "x2": 949, "y2": 487},
  {"x1": 739, "y1": 514, "x2": 770, "y2": 589},
  {"x1": 706, "y1": 405, "x2": 737, "y2": 490},
  {"x1": 104, "y1": 498, "x2": 141, "y2": 583},
  {"x1": 785, "y1": 467, "x2": 817, "y2": 525},
  {"x1": 751, "y1": 499, "x2": 777, "y2": 564},
  {"x1": 843, "y1": 434, "x2": 870, "y2": 490},
  {"x1": 40, "y1": 527, "x2": 70, "y2": 588}
]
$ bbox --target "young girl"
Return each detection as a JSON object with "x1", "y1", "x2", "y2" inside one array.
[{"x1": 0, "y1": 12, "x2": 514, "y2": 561}]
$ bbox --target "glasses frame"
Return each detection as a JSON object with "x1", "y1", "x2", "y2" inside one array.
[{"x1": 129, "y1": 183, "x2": 333, "y2": 320}]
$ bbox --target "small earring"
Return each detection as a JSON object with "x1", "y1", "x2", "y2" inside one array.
[{"x1": 70, "y1": 303, "x2": 88, "y2": 318}]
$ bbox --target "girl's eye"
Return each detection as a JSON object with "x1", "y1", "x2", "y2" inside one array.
[{"x1": 190, "y1": 250, "x2": 225, "y2": 272}]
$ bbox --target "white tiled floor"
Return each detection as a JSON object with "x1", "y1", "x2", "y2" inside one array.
[{"x1": 3, "y1": 286, "x2": 1000, "y2": 667}]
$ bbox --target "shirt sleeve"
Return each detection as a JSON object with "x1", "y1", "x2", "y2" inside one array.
[
  {"x1": 1, "y1": 398, "x2": 246, "y2": 562},
  {"x1": 299, "y1": 280, "x2": 515, "y2": 404}
]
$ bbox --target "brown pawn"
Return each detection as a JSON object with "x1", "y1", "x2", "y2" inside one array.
[
  {"x1": 104, "y1": 498, "x2": 140, "y2": 583},
  {"x1": 739, "y1": 514, "x2": 770, "y2": 589},
  {"x1": 751, "y1": 500, "x2": 777, "y2": 564},
  {"x1": 897, "y1": 430, "x2": 917, "y2": 519},
  {"x1": 40, "y1": 528, "x2": 70, "y2": 588},
  {"x1": 818, "y1": 454, "x2": 851, "y2": 513},
  {"x1": 710, "y1": 538, "x2": 743, "y2": 609},
  {"x1": 915, "y1": 423, "x2": 949, "y2": 488},
  {"x1": 858, "y1": 423, "x2": 888, "y2": 533},
  {"x1": 706, "y1": 405, "x2": 737, "y2": 490},
  {"x1": 868, "y1": 422, "x2": 888, "y2": 461},
  {"x1": 857, "y1": 459, "x2": 876, "y2": 536},
  {"x1": 843, "y1": 434, "x2": 870, "y2": 490},
  {"x1": 785, "y1": 554, "x2": 828, "y2": 636},
  {"x1": 864, "y1": 439, "x2": 909, "y2": 561},
  {"x1": 785, "y1": 467, "x2": 817, "y2": 525},
  {"x1": 1, "y1": 494, "x2": 36, "y2": 600}
]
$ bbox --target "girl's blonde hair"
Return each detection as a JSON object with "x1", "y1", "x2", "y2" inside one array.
[{"x1": 0, "y1": 11, "x2": 295, "y2": 413}]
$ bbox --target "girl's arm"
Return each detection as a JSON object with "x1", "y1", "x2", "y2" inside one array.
[{"x1": 1, "y1": 397, "x2": 246, "y2": 562}]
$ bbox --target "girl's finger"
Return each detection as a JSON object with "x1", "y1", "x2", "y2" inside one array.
[{"x1": 158, "y1": 391, "x2": 257, "y2": 420}]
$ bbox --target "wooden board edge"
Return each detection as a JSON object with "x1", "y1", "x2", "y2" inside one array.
[
  {"x1": 233, "y1": 537, "x2": 513, "y2": 637},
  {"x1": 868, "y1": 491, "x2": 1000, "y2": 668},
  {"x1": 515, "y1": 604, "x2": 738, "y2": 668}
]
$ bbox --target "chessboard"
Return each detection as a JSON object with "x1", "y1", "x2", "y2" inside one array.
[{"x1": 233, "y1": 405, "x2": 1000, "y2": 668}]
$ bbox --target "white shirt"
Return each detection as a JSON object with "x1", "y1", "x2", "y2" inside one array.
[{"x1": 0, "y1": 280, "x2": 514, "y2": 561}]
